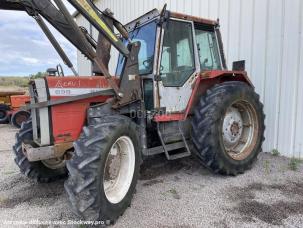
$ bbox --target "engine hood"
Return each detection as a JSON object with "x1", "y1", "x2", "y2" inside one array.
[{"x1": 45, "y1": 76, "x2": 119, "y2": 97}]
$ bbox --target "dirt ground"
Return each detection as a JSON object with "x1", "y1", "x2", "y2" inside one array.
[{"x1": 0, "y1": 123, "x2": 303, "y2": 227}]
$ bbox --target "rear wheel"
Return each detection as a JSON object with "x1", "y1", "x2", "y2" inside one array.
[
  {"x1": 13, "y1": 120, "x2": 67, "y2": 183},
  {"x1": 191, "y1": 81, "x2": 265, "y2": 175},
  {"x1": 11, "y1": 110, "x2": 31, "y2": 128},
  {"x1": 65, "y1": 115, "x2": 141, "y2": 224},
  {"x1": 0, "y1": 104, "x2": 10, "y2": 124}
]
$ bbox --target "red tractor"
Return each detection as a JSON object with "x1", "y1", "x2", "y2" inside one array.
[{"x1": 2, "y1": 0, "x2": 265, "y2": 224}]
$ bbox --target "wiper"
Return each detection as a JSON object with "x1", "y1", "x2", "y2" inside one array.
[{"x1": 130, "y1": 21, "x2": 141, "y2": 42}]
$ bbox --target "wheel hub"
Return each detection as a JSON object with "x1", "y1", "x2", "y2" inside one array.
[
  {"x1": 222, "y1": 107, "x2": 243, "y2": 148},
  {"x1": 16, "y1": 114, "x2": 27, "y2": 125},
  {"x1": 42, "y1": 158, "x2": 66, "y2": 169},
  {"x1": 230, "y1": 122, "x2": 240, "y2": 135},
  {"x1": 221, "y1": 101, "x2": 259, "y2": 161}
]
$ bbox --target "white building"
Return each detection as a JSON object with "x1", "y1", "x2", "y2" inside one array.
[{"x1": 74, "y1": 0, "x2": 303, "y2": 158}]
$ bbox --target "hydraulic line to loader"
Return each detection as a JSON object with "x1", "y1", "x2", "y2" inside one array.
[{"x1": 34, "y1": 14, "x2": 78, "y2": 76}]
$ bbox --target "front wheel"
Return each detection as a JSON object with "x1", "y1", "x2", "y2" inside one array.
[
  {"x1": 191, "y1": 81, "x2": 265, "y2": 175},
  {"x1": 65, "y1": 115, "x2": 141, "y2": 224},
  {"x1": 13, "y1": 120, "x2": 67, "y2": 182}
]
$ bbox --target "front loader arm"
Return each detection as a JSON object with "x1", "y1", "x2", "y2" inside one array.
[
  {"x1": 0, "y1": 0, "x2": 142, "y2": 105},
  {"x1": 0, "y1": 0, "x2": 95, "y2": 61},
  {"x1": 0, "y1": 0, "x2": 130, "y2": 59},
  {"x1": 0, "y1": 1, "x2": 25, "y2": 11}
]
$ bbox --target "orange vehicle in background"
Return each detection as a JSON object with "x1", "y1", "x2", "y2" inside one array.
[{"x1": 0, "y1": 91, "x2": 30, "y2": 128}]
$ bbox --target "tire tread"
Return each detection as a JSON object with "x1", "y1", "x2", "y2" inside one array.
[{"x1": 191, "y1": 81, "x2": 265, "y2": 175}]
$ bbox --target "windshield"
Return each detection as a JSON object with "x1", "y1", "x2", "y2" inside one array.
[{"x1": 116, "y1": 20, "x2": 157, "y2": 76}]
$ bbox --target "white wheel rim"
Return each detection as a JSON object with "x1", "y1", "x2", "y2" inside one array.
[
  {"x1": 222, "y1": 107, "x2": 243, "y2": 147},
  {"x1": 103, "y1": 136, "x2": 135, "y2": 204},
  {"x1": 222, "y1": 100, "x2": 259, "y2": 160}
]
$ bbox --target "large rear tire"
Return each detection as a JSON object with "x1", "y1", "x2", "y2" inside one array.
[
  {"x1": 191, "y1": 81, "x2": 265, "y2": 175},
  {"x1": 13, "y1": 120, "x2": 67, "y2": 183},
  {"x1": 65, "y1": 115, "x2": 141, "y2": 224}
]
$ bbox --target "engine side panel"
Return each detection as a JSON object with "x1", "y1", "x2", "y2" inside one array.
[{"x1": 46, "y1": 76, "x2": 115, "y2": 144}]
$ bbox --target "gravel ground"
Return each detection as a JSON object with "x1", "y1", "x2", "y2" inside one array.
[{"x1": 0, "y1": 124, "x2": 303, "y2": 227}]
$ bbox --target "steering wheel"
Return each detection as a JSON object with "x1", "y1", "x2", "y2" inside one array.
[
  {"x1": 143, "y1": 57, "x2": 154, "y2": 72},
  {"x1": 56, "y1": 64, "x2": 64, "y2": 77},
  {"x1": 159, "y1": 65, "x2": 165, "y2": 72}
]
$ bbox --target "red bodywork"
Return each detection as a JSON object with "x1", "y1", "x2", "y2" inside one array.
[
  {"x1": 46, "y1": 71, "x2": 251, "y2": 143},
  {"x1": 154, "y1": 70, "x2": 252, "y2": 122},
  {"x1": 46, "y1": 76, "x2": 115, "y2": 144}
]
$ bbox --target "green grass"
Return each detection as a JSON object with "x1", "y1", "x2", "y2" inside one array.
[
  {"x1": 288, "y1": 158, "x2": 302, "y2": 171},
  {"x1": 264, "y1": 160, "x2": 270, "y2": 174},
  {"x1": 0, "y1": 76, "x2": 30, "y2": 88},
  {"x1": 271, "y1": 149, "x2": 280, "y2": 156},
  {"x1": 0, "y1": 72, "x2": 46, "y2": 88},
  {"x1": 160, "y1": 188, "x2": 181, "y2": 199}
]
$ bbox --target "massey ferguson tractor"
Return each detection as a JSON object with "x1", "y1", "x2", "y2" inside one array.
[{"x1": 1, "y1": 0, "x2": 265, "y2": 224}]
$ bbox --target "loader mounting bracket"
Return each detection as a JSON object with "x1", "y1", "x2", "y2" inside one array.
[{"x1": 112, "y1": 41, "x2": 142, "y2": 108}]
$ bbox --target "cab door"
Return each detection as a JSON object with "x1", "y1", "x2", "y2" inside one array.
[{"x1": 155, "y1": 19, "x2": 200, "y2": 113}]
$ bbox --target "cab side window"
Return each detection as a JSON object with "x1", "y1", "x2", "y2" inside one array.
[{"x1": 195, "y1": 28, "x2": 222, "y2": 71}]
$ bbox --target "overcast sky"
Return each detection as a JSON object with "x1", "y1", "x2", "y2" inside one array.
[{"x1": 0, "y1": 2, "x2": 77, "y2": 76}]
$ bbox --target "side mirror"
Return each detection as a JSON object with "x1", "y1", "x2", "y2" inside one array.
[
  {"x1": 47, "y1": 68, "x2": 57, "y2": 76},
  {"x1": 232, "y1": 60, "x2": 246, "y2": 71}
]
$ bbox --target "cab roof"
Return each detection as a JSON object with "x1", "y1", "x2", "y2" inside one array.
[
  {"x1": 170, "y1": 11, "x2": 218, "y2": 26},
  {"x1": 125, "y1": 8, "x2": 219, "y2": 32}
]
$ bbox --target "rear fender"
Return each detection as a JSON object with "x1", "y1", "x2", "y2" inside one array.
[{"x1": 184, "y1": 70, "x2": 253, "y2": 118}]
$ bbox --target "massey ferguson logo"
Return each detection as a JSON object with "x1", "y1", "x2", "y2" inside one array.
[{"x1": 55, "y1": 80, "x2": 81, "y2": 88}]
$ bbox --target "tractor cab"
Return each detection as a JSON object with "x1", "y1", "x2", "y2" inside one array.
[{"x1": 116, "y1": 9, "x2": 225, "y2": 113}]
